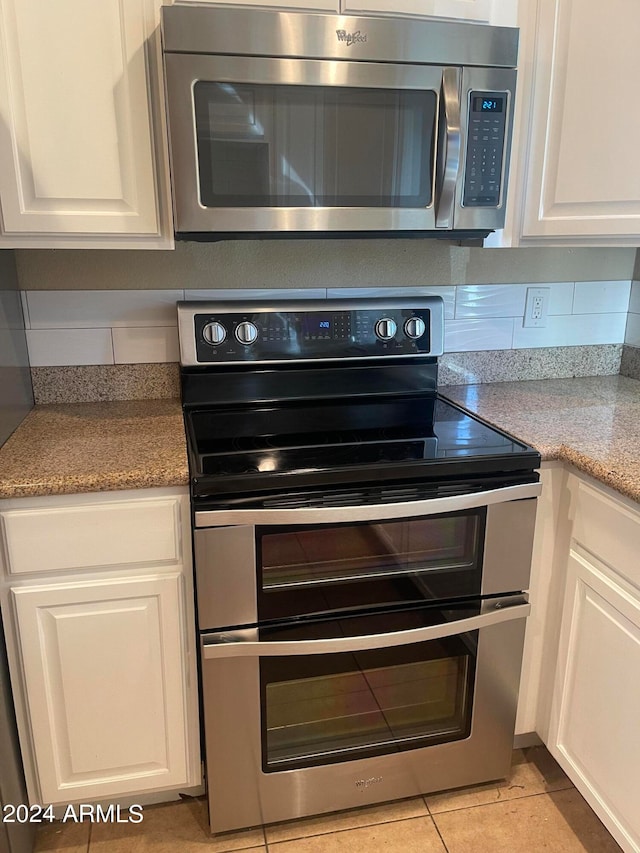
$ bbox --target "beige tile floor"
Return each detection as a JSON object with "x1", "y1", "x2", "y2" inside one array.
[{"x1": 34, "y1": 747, "x2": 622, "y2": 853}]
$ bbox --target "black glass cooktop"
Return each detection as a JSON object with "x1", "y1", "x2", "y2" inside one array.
[{"x1": 185, "y1": 393, "x2": 539, "y2": 499}]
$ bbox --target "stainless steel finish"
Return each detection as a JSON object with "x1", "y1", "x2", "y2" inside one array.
[
  {"x1": 435, "y1": 67, "x2": 461, "y2": 229},
  {"x1": 194, "y1": 487, "x2": 538, "y2": 631},
  {"x1": 234, "y1": 321, "x2": 258, "y2": 345},
  {"x1": 194, "y1": 526, "x2": 257, "y2": 631},
  {"x1": 162, "y1": 8, "x2": 518, "y2": 237},
  {"x1": 164, "y1": 53, "x2": 442, "y2": 235},
  {"x1": 482, "y1": 498, "x2": 538, "y2": 597},
  {"x1": 201, "y1": 602, "x2": 527, "y2": 833},
  {"x1": 202, "y1": 321, "x2": 226, "y2": 346},
  {"x1": 374, "y1": 318, "x2": 397, "y2": 341},
  {"x1": 194, "y1": 482, "x2": 542, "y2": 528},
  {"x1": 178, "y1": 297, "x2": 445, "y2": 367},
  {"x1": 162, "y1": 6, "x2": 519, "y2": 68},
  {"x1": 202, "y1": 598, "x2": 529, "y2": 658},
  {"x1": 404, "y1": 316, "x2": 426, "y2": 339}
]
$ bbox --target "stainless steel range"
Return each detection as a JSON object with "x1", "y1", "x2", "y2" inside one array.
[{"x1": 178, "y1": 297, "x2": 541, "y2": 834}]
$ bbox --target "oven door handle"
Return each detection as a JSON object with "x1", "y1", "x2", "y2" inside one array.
[
  {"x1": 194, "y1": 481, "x2": 541, "y2": 527},
  {"x1": 201, "y1": 598, "x2": 530, "y2": 659}
]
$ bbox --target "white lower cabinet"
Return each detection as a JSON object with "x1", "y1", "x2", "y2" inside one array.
[
  {"x1": 544, "y1": 476, "x2": 640, "y2": 853},
  {"x1": 13, "y1": 573, "x2": 191, "y2": 804},
  {"x1": 0, "y1": 488, "x2": 201, "y2": 807}
]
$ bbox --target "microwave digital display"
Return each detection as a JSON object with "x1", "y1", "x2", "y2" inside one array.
[{"x1": 472, "y1": 97, "x2": 503, "y2": 113}]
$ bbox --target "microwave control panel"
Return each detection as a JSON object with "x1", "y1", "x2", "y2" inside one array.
[{"x1": 462, "y1": 91, "x2": 508, "y2": 208}]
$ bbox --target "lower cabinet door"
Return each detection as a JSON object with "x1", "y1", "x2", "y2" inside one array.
[
  {"x1": 12, "y1": 572, "x2": 191, "y2": 804},
  {"x1": 549, "y1": 550, "x2": 640, "y2": 852}
]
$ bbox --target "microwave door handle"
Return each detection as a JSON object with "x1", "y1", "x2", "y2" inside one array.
[
  {"x1": 202, "y1": 598, "x2": 530, "y2": 659},
  {"x1": 435, "y1": 67, "x2": 462, "y2": 229}
]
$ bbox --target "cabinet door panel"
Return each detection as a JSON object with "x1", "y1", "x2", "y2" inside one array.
[
  {"x1": 550, "y1": 551, "x2": 640, "y2": 851},
  {"x1": 179, "y1": 0, "x2": 337, "y2": 8},
  {"x1": 340, "y1": 0, "x2": 493, "y2": 22},
  {"x1": 521, "y1": 0, "x2": 640, "y2": 241},
  {"x1": 0, "y1": 0, "x2": 163, "y2": 238},
  {"x1": 1, "y1": 497, "x2": 183, "y2": 575},
  {"x1": 12, "y1": 573, "x2": 190, "y2": 803}
]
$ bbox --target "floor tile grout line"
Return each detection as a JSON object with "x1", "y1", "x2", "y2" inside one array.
[
  {"x1": 264, "y1": 811, "x2": 433, "y2": 847},
  {"x1": 209, "y1": 782, "x2": 577, "y2": 852},
  {"x1": 430, "y1": 812, "x2": 452, "y2": 853},
  {"x1": 427, "y1": 785, "x2": 575, "y2": 818}
]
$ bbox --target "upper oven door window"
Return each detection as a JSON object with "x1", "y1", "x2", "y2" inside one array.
[{"x1": 257, "y1": 509, "x2": 485, "y2": 621}]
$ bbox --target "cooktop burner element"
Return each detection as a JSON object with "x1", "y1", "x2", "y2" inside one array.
[{"x1": 178, "y1": 297, "x2": 540, "y2": 503}]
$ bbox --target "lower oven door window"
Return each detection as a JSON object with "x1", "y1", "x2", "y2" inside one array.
[{"x1": 260, "y1": 608, "x2": 477, "y2": 772}]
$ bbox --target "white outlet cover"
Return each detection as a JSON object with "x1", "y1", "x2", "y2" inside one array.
[{"x1": 524, "y1": 287, "x2": 550, "y2": 328}]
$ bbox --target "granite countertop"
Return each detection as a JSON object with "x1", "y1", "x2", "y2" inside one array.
[
  {"x1": 0, "y1": 375, "x2": 639, "y2": 503},
  {"x1": 442, "y1": 375, "x2": 640, "y2": 504},
  {"x1": 0, "y1": 399, "x2": 189, "y2": 499}
]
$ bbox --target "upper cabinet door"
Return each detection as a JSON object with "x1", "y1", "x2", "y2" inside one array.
[
  {"x1": 340, "y1": 0, "x2": 498, "y2": 23},
  {"x1": 168, "y1": 0, "x2": 515, "y2": 23},
  {"x1": 519, "y1": 0, "x2": 640, "y2": 244},
  {"x1": 0, "y1": 0, "x2": 172, "y2": 248},
  {"x1": 176, "y1": 0, "x2": 337, "y2": 9}
]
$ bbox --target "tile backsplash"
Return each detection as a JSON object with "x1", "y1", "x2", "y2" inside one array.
[
  {"x1": 625, "y1": 280, "x2": 640, "y2": 347},
  {"x1": 22, "y1": 281, "x2": 632, "y2": 367}
]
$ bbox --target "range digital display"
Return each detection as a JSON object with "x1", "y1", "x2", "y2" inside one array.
[
  {"x1": 473, "y1": 97, "x2": 503, "y2": 113},
  {"x1": 302, "y1": 315, "x2": 333, "y2": 337}
]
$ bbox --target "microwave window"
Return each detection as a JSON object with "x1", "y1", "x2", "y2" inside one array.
[{"x1": 194, "y1": 82, "x2": 436, "y2": 208}]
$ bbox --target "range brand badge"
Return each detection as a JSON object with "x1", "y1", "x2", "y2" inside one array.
[
  {"x1": 355, "y1": 776, "x2": 383, "y2": 790},
  {"x1": 336, "y1": 29, "x2": 367, "y2": 46}
]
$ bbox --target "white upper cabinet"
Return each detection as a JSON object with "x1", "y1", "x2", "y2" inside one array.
[
  {"x1": 178, "y1": 0, "x2": 336, "y2": 9},
  {"x1": 0, "y1": 0, "x2": 173, "y2": 248},
  {"x1": 342, "y1": 0, "x2": 517, "y2": 26},
  {"x1": 176, "y1": 0, "x2": 516, "y2": 25},
  {"x1": 509, "y1": 0, "x2": 640, "y2": 246}
]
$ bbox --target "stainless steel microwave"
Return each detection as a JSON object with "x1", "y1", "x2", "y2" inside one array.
[{"x1": 161, "y1": 6, "x2": 518, "y2": 241}]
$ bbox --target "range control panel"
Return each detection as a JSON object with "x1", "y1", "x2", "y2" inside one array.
[
  {"x1": 463, "y1": 91, "x2": 508, "y2": 208},
  {"x1": 178, "y1": 298, "x2": 445, "y2": 366}
]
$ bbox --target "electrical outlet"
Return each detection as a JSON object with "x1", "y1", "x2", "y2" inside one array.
[{"x1": 523, "y1": 287, "x2": 550, "y2": 328}]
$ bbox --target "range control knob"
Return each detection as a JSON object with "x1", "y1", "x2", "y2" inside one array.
[
  {"x1": 404, "y1": 316, "x2": 426, "y2": 340},
  {"x1": 202, "y1": 321, "x2": 226, "y2": 346},
  {"x1": 235, "y1": 321, "x2": 259, "y2": 345},
  {"x1": 374, "y1": 317, "x2": 397, "y2": 341}
]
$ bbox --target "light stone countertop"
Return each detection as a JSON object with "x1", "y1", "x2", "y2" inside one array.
[
  {"x1": 0, "y1": 375, "x2": 639, "y2": 502},
  {"x1": 0, "y1": 399, "x2": 188, "y2": 499},
  {"x1": 442, "y1": 375, "x2": 640, "y2": 504}
]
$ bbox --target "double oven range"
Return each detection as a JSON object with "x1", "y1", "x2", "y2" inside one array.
[{"x1": 178, "y1": 297, "x2": 541, "y2": 834}]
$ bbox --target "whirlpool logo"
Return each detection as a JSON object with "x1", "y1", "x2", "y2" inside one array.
[
  {"x1": 336, "y1": 29, "x2": 367, "y2": 46},
  {"x1": 355, "y1": 776, "x2": 383, "y2": 790}
]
